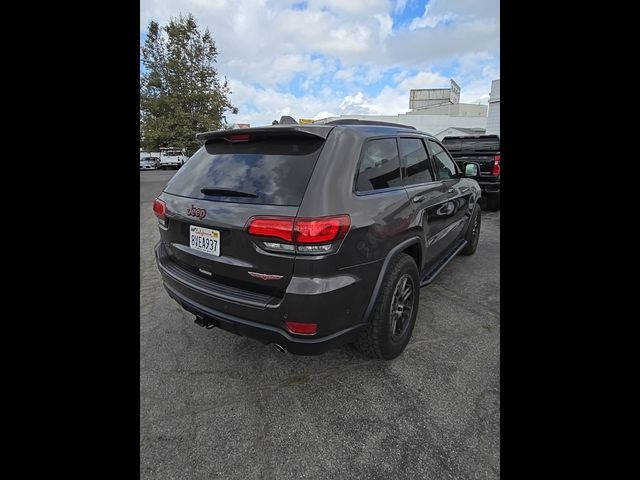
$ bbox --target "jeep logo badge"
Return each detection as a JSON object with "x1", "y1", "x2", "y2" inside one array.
[{"x1": 186, "y1": 205, "x2": 206, "y2": 219}]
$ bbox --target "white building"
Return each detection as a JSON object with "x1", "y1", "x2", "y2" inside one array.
[
  {"x1": 486, "y1": 79, "x2": 500, "y2": 135},
  {"x1": 315, "y1": 80, "x2": 489, "y2": 136},
  {"x1": 434, "y1": 127, "x2": 486, "y2": 141},
  {"x1": 314, "y1": 106, "x2": 487, "y2": 137}
]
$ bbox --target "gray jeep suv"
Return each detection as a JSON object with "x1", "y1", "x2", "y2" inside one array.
[{"x1": 154, "y1": 120, "x2": 481, "y2": 359}]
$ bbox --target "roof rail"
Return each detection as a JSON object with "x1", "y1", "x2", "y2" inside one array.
[{"x1": 325, "y1": 119, "x2": 416, "y2": 130}]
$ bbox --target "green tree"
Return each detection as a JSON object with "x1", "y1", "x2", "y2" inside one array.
[{"x1": 140, "y1": 14, "x2": 238, "y2": 153}]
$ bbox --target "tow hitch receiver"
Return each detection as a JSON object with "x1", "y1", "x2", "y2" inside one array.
[{"x1": 194, "y1": 315, "x2": 217, "y2": 329}]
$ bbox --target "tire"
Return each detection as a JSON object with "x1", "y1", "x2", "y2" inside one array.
[
  {"x1": 461, "y1": 204, "x2": 481, "y2": 256},
  {"x1": 354, "y1": 253, "x2": 420, "y2": 360},
  {"x1": 486, "y1": 192, "x2": 500, "y2": 211}
]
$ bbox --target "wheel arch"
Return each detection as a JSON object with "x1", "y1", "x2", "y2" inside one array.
[{"x1": 361, "y1": 237, "x2": 422, "y2": 323}]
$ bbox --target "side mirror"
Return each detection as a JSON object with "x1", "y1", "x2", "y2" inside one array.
[{"x1": 464, "y1": 163, "x2": 479, "y2": 178}]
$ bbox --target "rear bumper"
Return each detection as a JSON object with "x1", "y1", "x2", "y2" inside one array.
[
  {"x1": 163, "y1": 282, "x2": 365, "y2": 355},
  {"x1": 154, "y1": 242, "x2": 371, "y2": 355}
]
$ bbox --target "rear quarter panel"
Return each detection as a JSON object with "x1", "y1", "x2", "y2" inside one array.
[
  {"x1": 294, "y1": 127, "x2": 416, "y2": 328},
  {"x1": 296, "y1": 127, "x2": 415, "y2": 270}
]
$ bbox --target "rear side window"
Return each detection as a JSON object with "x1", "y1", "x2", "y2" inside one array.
[
  {"x1": 398, "y1": 138, "x2": 433, "y2": 186},
  {"x1": 164, "y1": 135, "x2": 325, "y2": 206},
  {"x1": 428, "y1": 141, "x2": 458, "y2": 180},
  {"x1": 355, "y1": 138, "x2": 402, "y2": 192}
]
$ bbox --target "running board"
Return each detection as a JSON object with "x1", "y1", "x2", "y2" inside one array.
[{"x1": 420, "y1": 240, "x2": 468, "y2": 287}]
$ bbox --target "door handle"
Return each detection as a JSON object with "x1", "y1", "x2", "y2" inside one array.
[
  {"x1": 412, "y1": 195, "x2": 426, "y2": 203},
  {"x1": 447, "y1": 188, "x2": 455, "y2": 193}
]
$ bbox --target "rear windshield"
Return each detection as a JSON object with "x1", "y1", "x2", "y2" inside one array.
[
  {"x1": 163, "y1": 150, "x2": 182, "y2": 157},
  {"x1": 164, "y1": 134, "x2": 325, "y2": 206},
  {"x1": 442, "y1": 137, "x2": 499, "y2": 152}
]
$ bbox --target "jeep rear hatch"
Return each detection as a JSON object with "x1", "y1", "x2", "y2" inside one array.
[{"x1": 158, "y1": 127, "x2": 332, "y2": 299}]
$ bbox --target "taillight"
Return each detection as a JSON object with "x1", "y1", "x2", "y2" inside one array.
[
  {"x1": 153, "y1": 198, "x2": 167, "y2": 226},
  {"x1": 492, "y1": 154, "x2": 501, "y2": 176},
  {"x1": 247, "y1": 217, "x2": 294, "y2": 242},
  {"x1": 246, "y1": 214, "x2": 351, "y2": 254},
  {"x1": 294, "y1": 215, "x2": 351, "y2": 243},
  {"x1": 285, "y1": 321, "x2": 317, "y2": 335}
]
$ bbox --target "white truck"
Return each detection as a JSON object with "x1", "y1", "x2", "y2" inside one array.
[{"x1": 158, "y1": 147, "x2": 188, "y2": 170}]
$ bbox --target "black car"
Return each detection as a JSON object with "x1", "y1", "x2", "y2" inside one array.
[
  {"x1": 154, "y1": 121, "x2": 482, "y2": 359},
  {"x1": 441, "y1": 134, "x2": 500, "y2": 210}
]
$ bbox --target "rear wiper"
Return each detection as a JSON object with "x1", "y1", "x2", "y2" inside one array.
[{"x1": 200, "y1": 187, "x2": 259, "y2": 198}]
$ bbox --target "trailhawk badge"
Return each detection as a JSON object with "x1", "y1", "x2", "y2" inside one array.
[{"x1": 248, "y1": 272, "x2": 283, "y2": 281}]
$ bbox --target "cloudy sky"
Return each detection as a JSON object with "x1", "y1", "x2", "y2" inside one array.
[{"x1": 140, "y1": 0, "x2": 499, "y2": 127}]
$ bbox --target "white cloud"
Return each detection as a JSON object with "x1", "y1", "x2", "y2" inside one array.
[
  {"x1": 141, "y1": 0, "x2": 498, "y2": 72},
  {"x1": 226, "y1": 70, "x2": 453, "y2": 126},
  {"x1": 141, "y1": 0, "x2": 500, "y2": 128},
  {"x1": 307, "y1": 0, "x2": 391, "y2": 16},
  {"x1": 226, "y1": 79, "x2": 334, "y2": 126},
  {"x1": 409, "y1": 2, "x2": 456, "y2": 30},
  {"x1": 394, "y1": 0, "x2": 407, "y2": 14},
  {"x1": 314, "y1": 111, "x2": 337, "y2": 120},
  {"x1": 339, "y1": 92, "x2": 366, "y2": 110},
  {"x1": 358, "y1": 71, "x2": 450, "y2": 115},
  {"x1": 392, "y1": 70, "x2": 410, "y2": 83},
  {"x1": 375, "y1": 13, "x2": 394, "y2": 42},
  {"x1": 334, "y1": 67, "x2": 357, "y2": 81},
  {"x1": 452, "y1": 52, "x2": 499, "y2": 104},
  {"x1": 398, "y1": 71, "x2": 450, "y2": 90}
]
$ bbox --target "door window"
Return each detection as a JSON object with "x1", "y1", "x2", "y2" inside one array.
[
  {"x1": 428, "y1": 141, "x2": 458, "y2": 180},
  {"x1": 398, "y1": 138, "x2": 434, "y2": 186},
  {"x1": 355, "y1": 138, "x2": 402, "y2": 192}
]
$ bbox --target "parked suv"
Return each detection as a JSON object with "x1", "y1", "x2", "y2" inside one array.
[
  {"x1": 441, "y1": 134, "x2": 500, "y2": 210},
  {"x1": 154, "y1": 121, "x2": 482, "y2": 359}
]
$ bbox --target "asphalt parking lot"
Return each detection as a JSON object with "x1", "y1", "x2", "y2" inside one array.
[{"x1": 140, "y1": 170, "x2": 500, "y2": 479}]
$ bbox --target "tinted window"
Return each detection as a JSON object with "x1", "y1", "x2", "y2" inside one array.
[
  {"x1": 428, "y1": 141, "x2": 458, "y2": 180},
  {"x1": 441, "y1": 138, "x2": 462, "y2": 151},
  {"x1": 398, "y1": 138, "x2": 433, "y2": 186},
  {"x1": 164, "y1": 135, "x2": 325, "y2": 206},
  {"x1": 443, "y1": 137, "x2": 499, "y2": 152},
  {"x1": 465, "y1": 138, "x2": 499, "y2": 151},
  {"x1": 356, "y1": 138, "x2": 402, "y2": 192}
]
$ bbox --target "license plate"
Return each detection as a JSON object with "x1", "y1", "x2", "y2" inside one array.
[{"x1": 189, "y1": 225, "x2": 220, "y2": 256}]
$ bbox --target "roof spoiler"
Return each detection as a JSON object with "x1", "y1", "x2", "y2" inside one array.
[{"x1": 195, "y1": 125, "x2": 334, "y2": 143}]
